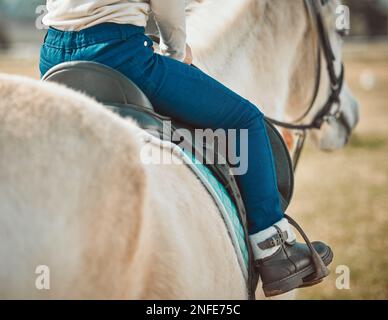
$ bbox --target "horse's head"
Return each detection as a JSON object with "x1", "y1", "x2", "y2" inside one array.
[{"x1": 306, "y1": 0, "x2": 359, "y2": 150}]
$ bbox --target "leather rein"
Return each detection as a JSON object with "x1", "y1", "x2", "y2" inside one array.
[{"x1": 265, "y1": 0, "x2": 348, "y2": 170}]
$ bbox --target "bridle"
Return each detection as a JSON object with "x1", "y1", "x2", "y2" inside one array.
[{"x1": 266, "y1": 0, "x2": 349, "y2": 170}]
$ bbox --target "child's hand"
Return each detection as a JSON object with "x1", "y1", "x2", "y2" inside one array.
[{"x1": 184, "y1": 43, "x2": 193, "y2": 65}]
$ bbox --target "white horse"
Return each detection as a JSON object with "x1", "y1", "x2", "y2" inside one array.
[{"x1": 0, "y1": 0, "x2": 358, "y2": 299}]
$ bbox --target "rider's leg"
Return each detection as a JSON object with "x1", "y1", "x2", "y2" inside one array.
[
  {"x1": 40, "y1": 24, "x2": 284, "y2": 235},
  {"x1": 40, "y1": 23, "x2": 333, "y2": 297},
  {"x1": 142, "y1": 59, "x2": 285, "y2": 236}
]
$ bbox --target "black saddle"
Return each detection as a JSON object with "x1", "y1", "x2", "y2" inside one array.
[
  {"x1": 43, "y1": 61, "x2": 294, "y2": 299},
  {"x1": 43, "y1": 61, "x2": 294, "y2": 211}
]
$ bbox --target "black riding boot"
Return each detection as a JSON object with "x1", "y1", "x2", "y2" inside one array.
[{"x1": 250, "y1": 215, "x2": 333, "y2": 297}]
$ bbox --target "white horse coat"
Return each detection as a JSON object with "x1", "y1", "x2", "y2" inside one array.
[{"x1": 0, "y1": 0, "x2": 358, "y2": 299}]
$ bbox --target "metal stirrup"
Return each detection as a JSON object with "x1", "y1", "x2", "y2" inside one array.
[{"x1": 285, "y1": 214, "x2": 330, "y2": 280}]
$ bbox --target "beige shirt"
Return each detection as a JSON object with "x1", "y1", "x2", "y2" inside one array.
[{"x1": 42, "y1": 0, "x2": 186, "y2": 61}]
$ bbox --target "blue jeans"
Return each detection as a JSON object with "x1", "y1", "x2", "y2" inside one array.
[{"x1": 40, "y1": 23, "x2": 284, "y2": 234}]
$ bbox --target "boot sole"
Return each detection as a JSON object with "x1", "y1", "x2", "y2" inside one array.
[{"x1": 262, "y1": 246, "x2": 333, "y2": 297}]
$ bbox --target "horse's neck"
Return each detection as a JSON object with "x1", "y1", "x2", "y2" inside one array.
[{"x1": 187, "y1": 0, "x2": 311, "y2": 119}]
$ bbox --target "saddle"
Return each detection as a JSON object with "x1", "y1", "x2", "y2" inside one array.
[{"x1": 42, "y1": 61, "x2": 294, "y2": 299}]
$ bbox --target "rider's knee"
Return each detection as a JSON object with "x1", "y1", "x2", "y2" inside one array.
[{"x1": 239, "y1": 100, "x2": 265, "y2": 128}]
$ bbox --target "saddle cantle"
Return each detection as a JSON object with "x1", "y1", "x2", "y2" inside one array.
[
  {"x1": 43, "y1": 61, "x2": 154, "y2": 110},
  {"x1": 42, "y1": 61, "x2": 294, "y2": 299}
]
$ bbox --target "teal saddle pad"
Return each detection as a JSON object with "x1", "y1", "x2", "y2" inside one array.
[{"x1": 182, "y1": 150, "x2": 249, "y2": 277}]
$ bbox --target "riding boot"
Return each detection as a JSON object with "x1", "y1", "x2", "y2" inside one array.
[{"x1": 249, "y1": 215, "x2": 333, "y2": 297}]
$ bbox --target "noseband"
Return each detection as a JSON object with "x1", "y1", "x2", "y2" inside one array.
[{"x1": 266, "y1": 0, "x2": 347, "y2": 170}]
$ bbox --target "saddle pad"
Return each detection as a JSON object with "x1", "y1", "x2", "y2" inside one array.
[{"x1": 138, "y1": 131, "x2": 249, "y2": 280}]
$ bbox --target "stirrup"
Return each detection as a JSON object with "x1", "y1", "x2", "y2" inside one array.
[{"x1": 284, "y1": 214, "x2": 330, "y2": 280}]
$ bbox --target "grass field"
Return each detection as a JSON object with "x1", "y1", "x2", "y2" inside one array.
[
  {"x1": 0, "y1": 41, "x2": 387, "y2": 300},
  {"x1": 291, "y1": 42, "x2": 388, "y2": 300}
]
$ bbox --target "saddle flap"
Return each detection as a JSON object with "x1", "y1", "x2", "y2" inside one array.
[{"x1": 265, "y1": 119, "x2": 294, "y2": 210}]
